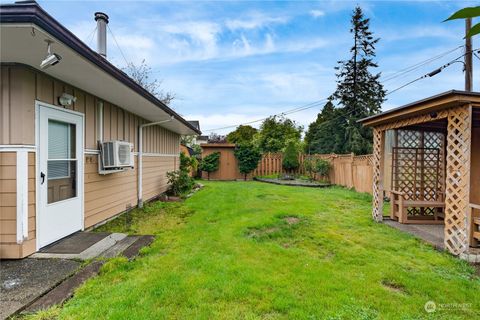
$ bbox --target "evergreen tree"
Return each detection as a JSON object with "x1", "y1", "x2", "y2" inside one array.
[
  {"x1": 234, "y1": 143, "x2": 262, "y2": 181},
  {"x1": 332, "y1": 6, "x2": 385, "y2": 154},
  {"x1": 199, "y1": 152, "x2": 220, "y2": 180},
  {"x1": 304, "y1": 101, "x2": 346, "y2": 154},
  {"x1": 282, "y1": 140, "x2": 300, "y2": 172}
]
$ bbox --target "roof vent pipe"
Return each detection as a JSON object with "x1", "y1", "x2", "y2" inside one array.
[{"x1": 94, "y1": 12, "x2": 109, "y2": 58}]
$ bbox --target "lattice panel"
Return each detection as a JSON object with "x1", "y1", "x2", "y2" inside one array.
[
  {"x1": 398, "y1": 130, "x2": 421, "y2": 148},
  {"x1": 372, "y1": 106, "x2": 472, "y2": 255},
  {"x1": 392, "y1": 147, "x2": 441, "y2": 208},
  {"x1": 372, "y1": 128, "x2": 383, "y2": 222},
  {"x1": 377, "y1": 110, "x2": 449, "y2": 132},
  {"x1": 444, "y1": 106, "x2": 471, "y2": 255},
  {"x1": 424, "y1": 131, "x2": 446, "y2": 197},
  {"x1": 407, "y1": 207, "x2": 436, "y2": 217}
]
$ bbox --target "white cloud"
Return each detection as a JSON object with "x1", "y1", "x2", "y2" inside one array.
[
  {"x1": 160, "y1": 21, "x2": 221, "y2": 59},
  {"x1": 225, "y1": 12, "x2": 288, "y2": 30},
  {"x1": 310, "y1": 10, "x2": 325, "y2": 18},
  {"x1": 380, "y1": 25, "x2": 460, "y2": 42}
]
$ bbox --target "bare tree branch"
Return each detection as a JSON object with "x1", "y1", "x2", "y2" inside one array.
[{"x1": 123, "y1": 59, "x2": 176, "y2": 106}]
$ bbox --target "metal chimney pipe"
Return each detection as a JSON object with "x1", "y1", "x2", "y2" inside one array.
[{"x1": 94, "y1": 12, "x2": 109, "y2": 58}]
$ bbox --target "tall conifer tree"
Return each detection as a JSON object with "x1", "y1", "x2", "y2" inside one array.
[{"x1": 332, "y1": 6, "x2": 385, "y2": 154}]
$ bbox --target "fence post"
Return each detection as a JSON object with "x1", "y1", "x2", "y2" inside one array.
[{"x1": 350, "y1": 152, "x2": 355, "y2": 189}]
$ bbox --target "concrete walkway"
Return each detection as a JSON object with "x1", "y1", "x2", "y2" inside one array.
[
  {"x1": 383, "y1": 219, "x2": 480, "y2": 263},
  {"x1": 0, "y1": 232, "x2": 154, "y2": 319},
  {"x1": 0, "y1": 258, "x2": 81, "y2": 320},
  {"x1": 383, "y1": 219, "x2": 444, "y2": 250}
]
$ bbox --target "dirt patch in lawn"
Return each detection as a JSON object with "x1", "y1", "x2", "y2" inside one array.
[
  {"x1": 245, "y1": 215, "x2": 306, "y2": 243},
  {"x1": 381, "y1": 279, "x2": 408, "y2": 294},
  {"x1": 283, "y1": 216, "x2": 300, "y2": 225}
]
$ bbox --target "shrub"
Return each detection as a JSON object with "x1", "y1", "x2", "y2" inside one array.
[
  {"x1": 199, "y1": 152, "x2": 220, "y2": 180},
  {"x1": 303, "y1": 157, "x2": 315, "y2": 180},
  {"x1": 234, "y1": 143, "x2": 262, "y2": 181},
  {"x1": 282, "y1": 140, "x2": 300, "y2": 172},
  {"x1": 166, "y1": 170, "x2": 195, "y2": 196},
  {"x1": 303, "y1": 157, "x2": 331, "y2": 181},
  {"x1": 315, "y1": 159, "x2": 331, "y2": 181},
  {"x1": 180, "y1": 152, "x2": 198, "y2": 173}
]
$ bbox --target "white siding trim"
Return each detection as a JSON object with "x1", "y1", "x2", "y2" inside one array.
[
  {"x1": 141, "y1": 153, "x2": 179, "y2": 157},
  {"x1": 0, "y1": 145, "x2": 36, "y2": 152},
  {"x1": 84, "y1": 149, "x2": 178, "y2": 157},
  {"x1": 16, "y1": 150, "x2": 29, "y2": 243},
  {"x1": 85, "y1": 149, "x2": 100, "y2": 155}
]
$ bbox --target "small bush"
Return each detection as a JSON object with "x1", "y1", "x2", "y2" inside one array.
[
  {"x1": 315, "y1": 159, "x2": 331, "y2": 180},
  {"x1": 282, "y1": 140, "x2": 300, "y2": 172},
  {"x1": 199, "y1": 152, "x2": 220, "y2": 180},
  {"x1": 303, "y1": 157, "x2": 315, "y2": 180},
  {"x1": 234, "y1": 143, "x2": 262, "y2": 180},
  {"x1": 166, "y1": 170, "x2": 195, "y2": 196},
  {"x1": 180, "y1": 152, "x2": 198, "y2": 173}
]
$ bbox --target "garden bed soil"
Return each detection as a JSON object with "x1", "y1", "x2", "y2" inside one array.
[{"x1": 254, "y1": 177, "x2": 331, "y2": 188}]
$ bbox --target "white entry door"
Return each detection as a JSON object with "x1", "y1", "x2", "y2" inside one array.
[{"x1": 37, "y1": 104, "x2": 84, "y2": 248}]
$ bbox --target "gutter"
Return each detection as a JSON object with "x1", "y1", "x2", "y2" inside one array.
[
  {"x1": 0, "y1": 2, "x2": 200, "y2": 135},
  {"x1": 137, "y1": 117, "x2": 174, "y2": 208}
]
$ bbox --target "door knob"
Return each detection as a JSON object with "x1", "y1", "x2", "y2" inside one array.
[{"x1": 40, "y1": 172, "x2": 45, "y2": 185}]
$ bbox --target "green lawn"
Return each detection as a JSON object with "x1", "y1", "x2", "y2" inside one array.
[{"x1": 39, "y1": 182, "x2": 479, "y2": 319}]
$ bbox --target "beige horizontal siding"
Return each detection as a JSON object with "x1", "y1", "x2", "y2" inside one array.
[
  {"x1": 1, "y1": 64, "x2": 181, "y2": 258},
  {"x1": 1, "y1": 64, "x2": 181, "y2": 154},
  {"x1": 84, "y1": 154, "x2": 179, "y2": 228},
  {"x1": 0, "y1": 152, "x2": 36, "y2": 259}
]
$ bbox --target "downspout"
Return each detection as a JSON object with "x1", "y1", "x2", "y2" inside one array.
[{"x1": 138, "y1": 116, "x2": 174, "y2": 208}]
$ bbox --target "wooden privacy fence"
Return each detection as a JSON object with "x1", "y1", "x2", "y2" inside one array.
[{"x1": 253, "y1": 153, "x2": 374, "y2": 194}]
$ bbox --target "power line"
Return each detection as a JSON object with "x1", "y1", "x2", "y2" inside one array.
[
  {"x1": 381, "y1": 45, "x2": 464, "y2": 83},
  {"x1": 386, "y1": 48, "x2": 478, "y2": 96},
  {"x1": 203, "y1": 46, "x2": 469, "y2": 133},
  {"x1": 203, "y1": 99, "x2": 329, "y2": 132}
]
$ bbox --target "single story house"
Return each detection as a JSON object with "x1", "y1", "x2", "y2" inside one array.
[
  {"x1": 0, "y1": 1, "x2": 200, "y2": 258},
  {"x1": 360, "y1": 90, "x2": 479, "y2": 258}
]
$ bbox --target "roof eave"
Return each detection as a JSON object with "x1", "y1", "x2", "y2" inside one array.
[
  {"x1": 0, "y1": 2, "x2": 201, "y2": 135},
  {"x1": 359, "y1": 90, "x2": 480, "y2": 127}
]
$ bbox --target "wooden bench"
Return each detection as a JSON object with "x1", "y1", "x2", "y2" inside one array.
[
  {"x1": 470, "y1": 203, "x2": 480, "y2": 247},
  {"x1": 390, "y1": 190, "x2": 445, "y2": 224}
]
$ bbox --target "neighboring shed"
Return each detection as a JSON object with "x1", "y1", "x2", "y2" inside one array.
[{"x1": 201, "y1": 144, "x2": 244, "y2": 180}]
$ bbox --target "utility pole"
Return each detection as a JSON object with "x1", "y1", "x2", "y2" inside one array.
[{"x1": 465, "y1": 17, "x2": 473, "y2": 92}]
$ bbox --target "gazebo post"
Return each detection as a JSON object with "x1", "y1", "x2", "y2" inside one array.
[
  {"x1": 444, "y1": 105, "x2": 472, "y2": 255},
  {"x1": 372, "y1": 127, "x2": 385, "y2": 222}
]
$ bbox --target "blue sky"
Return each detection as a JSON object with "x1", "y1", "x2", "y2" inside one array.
[{"x1": 37, "y1": 0, "x2": 478, "y2": 134}]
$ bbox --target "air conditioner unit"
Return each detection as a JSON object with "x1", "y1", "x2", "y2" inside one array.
[{"x1": 101, "y1": 141, "x2": 134, "y2": 169}]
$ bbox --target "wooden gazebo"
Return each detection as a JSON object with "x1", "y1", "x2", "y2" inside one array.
[{"x1": 360, "y1": 90, "x2": 480, "y2": 256}]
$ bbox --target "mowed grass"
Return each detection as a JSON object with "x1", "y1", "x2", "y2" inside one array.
[{"x1": 49, "y1": 182, "x2": 479, "y2": 319}]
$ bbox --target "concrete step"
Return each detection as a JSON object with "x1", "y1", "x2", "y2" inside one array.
[
  {"x1": 100, "y1": 236, "x2": 140, "y2": 258},
  {"x1": 30, "y1": 233, "x2": 127, "y2": 260},
  {"x1": 122, "y1": 235, "x2": 155, "y2": 260}
]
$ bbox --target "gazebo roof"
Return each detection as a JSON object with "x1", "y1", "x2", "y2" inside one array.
[{"x1": 360, "y1": 90, "x2": 480, "y2": 127}]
